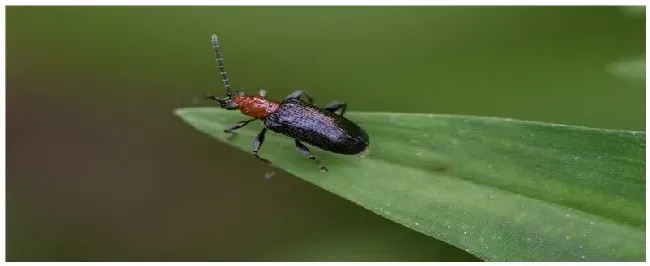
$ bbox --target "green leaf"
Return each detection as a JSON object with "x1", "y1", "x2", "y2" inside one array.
[{"x1": 174, "y1": 107, "x2": 645, "y2": 262}]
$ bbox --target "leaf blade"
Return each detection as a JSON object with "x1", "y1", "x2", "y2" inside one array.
[{"x1": 174, "y1": 107, "x2": 645, "y2": 262}]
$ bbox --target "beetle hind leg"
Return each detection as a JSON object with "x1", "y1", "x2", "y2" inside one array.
[
  {"x1": 294, "y1": 140, "x2": 327, "y2": 172},
  {"x1": 323, "y1": 101, "x2": 347, "y2": 116}
]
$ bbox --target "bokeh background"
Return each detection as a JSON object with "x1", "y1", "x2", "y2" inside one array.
[{"x1": 6, "y1": 6, "x2": 645, "y2": 261}]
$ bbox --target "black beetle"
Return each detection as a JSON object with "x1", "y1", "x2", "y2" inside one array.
[{"x1": 199, "y1": 34, "x2": 370, "y2": 172}]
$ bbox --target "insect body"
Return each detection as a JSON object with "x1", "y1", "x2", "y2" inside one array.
[{"x1": 200, "y1": 34, "x2": 369, "y2": 172}]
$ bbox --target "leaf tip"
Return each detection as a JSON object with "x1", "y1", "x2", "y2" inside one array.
[{"x1": 173, "y1": 108, "x2": 186, "y2": 117}]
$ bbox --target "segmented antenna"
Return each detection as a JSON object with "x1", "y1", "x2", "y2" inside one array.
[{"x1": 211, "y1": 34, "x2": 232, "y2": 97}]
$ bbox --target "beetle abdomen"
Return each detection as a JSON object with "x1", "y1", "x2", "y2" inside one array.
[{"x1": 264, "y1": 99, "x2": 369, "y2": 155}]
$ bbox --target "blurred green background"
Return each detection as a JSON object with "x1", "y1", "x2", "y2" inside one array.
[{"x1": 6, "y1": 6, "x2": 645, "y2": 261}]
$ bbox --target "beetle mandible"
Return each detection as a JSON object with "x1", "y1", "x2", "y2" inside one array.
[{"x1": 199, "y1": 34, "x2": 370, "y2": 172}]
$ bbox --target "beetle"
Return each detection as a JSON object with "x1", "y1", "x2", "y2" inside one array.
[{"x1": 199, "y1": 34, "x2": 369, "y2": 172}]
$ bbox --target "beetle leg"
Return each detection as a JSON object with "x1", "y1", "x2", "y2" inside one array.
[
  {"x1": 196, "y1": 94, "x2": 224, "y2": 105},
  {"x1": 294, "y1": 140, "x2": 328, "y2": 172},
  {"x1": 323, "y1": 101, "x2": 348, "y2": 116},
  {"x1": 224, "y1": 118, "x2": 256, "y2": 133},
  {"x1": 234, "y1": 89, "x2": 246, "y2": 96},
  {"x1": 284, "y1": 90, "x2": 314, "y2": 104},
  {"x1": 253, "y1": 128, "x2": 270, "y2": 163}
]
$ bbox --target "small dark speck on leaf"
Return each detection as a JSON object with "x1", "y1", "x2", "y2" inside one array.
[{"x1": 433, "y1": 163, "x2": 450, "y2": 172}]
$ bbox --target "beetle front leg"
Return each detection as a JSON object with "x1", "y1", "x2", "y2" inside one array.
[
  {"x1": 284, "y1": 90, "x2": 314, "y2": 104},
  {"x1": 224, "y1": 118, "x2": 256, "y2": 133},
  {"x1": 253, "y1": 128, "x2": 270, "y2": 163},
  {"x1": 294, "y1": 140, "x2": 328, "y2": 172},
  {"x1": 323, "y1": 101, "x2": 347, "y2": 116}
]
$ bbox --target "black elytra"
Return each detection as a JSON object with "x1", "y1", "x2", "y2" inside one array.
[
  {"x1": 265, "y1": 95, "x2": 370, "y2": 155},
  {"x1": 199, "y1": 34, "x2": 370, "y2": 172}
]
